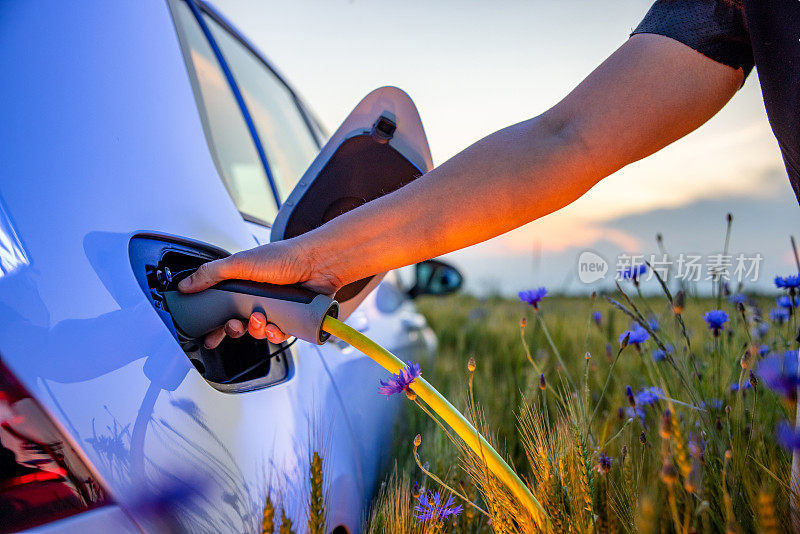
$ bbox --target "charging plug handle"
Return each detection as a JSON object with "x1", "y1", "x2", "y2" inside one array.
[{"x1": 163, "y1": 280, "x2": 338, "y2": 345}]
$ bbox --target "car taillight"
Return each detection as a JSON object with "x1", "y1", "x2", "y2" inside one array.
[{"x1": 0, "y1": 360, "x2": 109, "y2": 532}]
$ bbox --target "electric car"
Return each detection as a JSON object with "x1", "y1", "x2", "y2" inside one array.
[{"x1": 0, "y1": 1, "x2": 462, "y2": 532}]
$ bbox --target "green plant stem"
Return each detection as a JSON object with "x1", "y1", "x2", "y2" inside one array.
[
  {"x1": 467, "y1": 370, "x2": 494, "y2": 521},
  {"x1": 601, "y1": 417, "x2": 633, "y2": 449},
  {"x1": 322, "y1": 316, "x2": 551, "y2": 528},
  {"x1": 413, "y1": 398, "x2": 460, "y2": 451},
  {"x1": 536, "y1": 312, "x2": 578, "y2": 394},
  {"x1": 520, "y1": 320, "x2": 541, "y2": 375},
  {"x1": 590, "y1": 345, "x2": 627, "y2": 424}
]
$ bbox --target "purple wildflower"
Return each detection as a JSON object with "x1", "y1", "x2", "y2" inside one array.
[
  {"x1": 647, "y1": 315, "x2": 660, "y2": 332},
  {"x1": 728, "y1": 293, "x2": 747, "y2": 304},
  {"x1": 770, "y1": 307, "x2": 790, "y2": 324},
  {"x1": 635, "y1": 386, "x2": 664, "y2": 406},
  {"x1": 626, "y1": 406, "x2": 646, "y2": 425},
  {"x1": 378, "y1": 362, "x2": 421, "y2": 398},
  {"x1": 652, "y1": 344, "x2": 673, "y2": 362},
  {"x1": 729, "y1": 382, "x2": 752, "y2": 393},
  {"x1": 759, "y1": 344, "x2": 771, "y2": 356},
  {"x1": 518, "y1": 287, "x2": 547, "y2": 310},
  {"x1": 777, "y1": 421, "x2": 800, "y2": 451},
  {"x1": 756, "y1": 350, "x2": 800, "y2": 398},
  {"x1": 777, "y1": 295, "x2": 800, "y2": 309},
  {"x1": 703, "y1": 310, "x2": 729, "y2": 336},
  {"x1": 414, "y1": 491, "x2": 463, "y2": 522},
  {"x1": 595, "y1": 453, "x2": 613, "y2": 474},
  {"x1": 619, "y1": 325, "x2": 649, "y2": 346},
  {"x1": 753, "y1": 321, "x2": 770, "y2": 339},
  {"x1": 700, "y1": 399, "x2": 724, "y2": 411},
  {"x1": 619, "y1": 264, "x2": 647, "y2": 282},
  {"x1": 775, "y1": 275, "x2": 800, "y2": 289},
  {"x1": 688, "y1": 437, "x2": 705, "y2": 459},
  {"x1": 592, "y1": 311, "x2": 602, "y2": 327}
]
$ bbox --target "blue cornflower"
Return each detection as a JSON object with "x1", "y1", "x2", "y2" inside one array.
[
  {"x1": 414, "y1": 491, "x2": 463, "y2": 523},
  {"x1": 775, "y1": 275, "x2": 800, "y2": 289},
  {"x1": 703, "y1": 310, "x2": 729, "y2": 336},
  {"x1": 619, "y1": 325, "x2": 650, "y2": 347},
  {"x1": 647, "y1": 315, "x2": 660, "y2": 332},
  {"x1": 777, "y1": 295, "x2": 800, "y2": 309},
  {"x1": 688, "y1": 436, "x2": 706, "y2": 459},
  {"x1": 759, "y1": 344, "x2": 771, "y2": 356},
  {"x1": 592, "y1": 311, "x2": 602, "y2": 327},
  {"x1": 777, "y1": 421, "x2": 800, "y2": 451},
  {"x1": 652, "y1": 345, "x2": 673, "y2": 362},
  {"x1": 635, "y1": 386, "x2": 664, "y2": 406},
  {"x1": 700, "y1": 399, "x2": 724, "y2": 411},
  {"x1": 756, "y1": 350, "x2": 800, "y2": 398},
  {"x1": 728, "y1": 293, "x2": 747, "y2": 304},
  {"x1": 619, "y1": 264, "x2": 647, "y2": 282},
  {"x1": 730, "y1": 382, "x2": 752, "y2": 393},
  {"x1": 626, "y1": 406, "x2": 646, "y2": 425},
  {"x1": 770, "y1": 307, "x2": 790, "y2": 324},
  {"x1": 378, "y1": 362, "x2": 421, "y2": 398},
  {"x1": 753, "y1": 321, "x2": 770, "y2": 339},
  {"x1": 518, "y1": 287, "x2": 547, "y2": 310},
  {"x1": 595, "y1": 453, "x2": 613, "y2": 474}
]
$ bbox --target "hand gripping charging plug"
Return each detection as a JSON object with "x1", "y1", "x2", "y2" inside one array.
[{"x1": 163, "y1": 280, "x2": 339, "y2": 345}]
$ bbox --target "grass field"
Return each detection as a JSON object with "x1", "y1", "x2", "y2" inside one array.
[{"x1": 364, "y1": 286, "x2": 799, "y2": 533}]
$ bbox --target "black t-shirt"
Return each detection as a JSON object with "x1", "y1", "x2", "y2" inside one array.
[{"x1": 633, "y1": 0, "x2": 800, "y2": 203}]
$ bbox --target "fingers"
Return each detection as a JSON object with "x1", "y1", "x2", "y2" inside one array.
[
  {"x1": 265, "y1": 323, "x2": 290, "y2": 344},
  {"x1": 203, "y1": 317, "x2": 271, "y2": 351},
  {"x1": 248, "y1": 312, "x2": 289, "y2": 343},
  {"x1": 248, "y1": 312, "x2": 268, "y2": 339},
  {"x1": 224, "y1": 319, "x2": 246, "y2": 339},
  {"x1": 178, "y1": 255, "x2": 242, "y2": 293},
  {"x1": 204, "y1": 325, "x2": 226, "y2": 350}
]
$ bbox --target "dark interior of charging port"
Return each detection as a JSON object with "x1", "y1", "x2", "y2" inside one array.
[{"x1": 130, "y1": 236, "x2": 292, "y2": 392}]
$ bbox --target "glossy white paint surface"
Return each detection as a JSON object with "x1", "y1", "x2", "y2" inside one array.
[{"x1": 0, "y1": 1, "x2": 433, "y2": 531}]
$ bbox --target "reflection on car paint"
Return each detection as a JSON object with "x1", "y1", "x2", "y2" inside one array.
[{"x1": 0, "y1": 196, "x2": 29, "y2": 277}]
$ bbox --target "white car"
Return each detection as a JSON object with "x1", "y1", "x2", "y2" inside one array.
[{"x1": 0, "y1": 1, "x2": 462, "y2": 532}]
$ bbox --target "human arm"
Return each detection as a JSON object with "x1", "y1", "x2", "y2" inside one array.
[{"x1": 181, "y1": 33, "x2": 744, "y2": 346}]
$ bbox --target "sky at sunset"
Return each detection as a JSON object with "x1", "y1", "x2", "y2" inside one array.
[{"x1": 214, "y1": 0, "x2": 800, "y2": 295}]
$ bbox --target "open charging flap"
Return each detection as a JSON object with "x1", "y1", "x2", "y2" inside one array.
[{"x1": 271, "y1": 87, "x2": 433, "y2": 319}]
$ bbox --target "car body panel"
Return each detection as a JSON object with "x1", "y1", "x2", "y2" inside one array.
[
  {"x1": 23, "y1": 506, "x2": 141, "y2": 534},
  {"x1": 0, "y1": 1, "x2": 432, "y2": 532}
]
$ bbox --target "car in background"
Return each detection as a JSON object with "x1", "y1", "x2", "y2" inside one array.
[{"x1": 0, "y1": 1, "x2": 461, "y2": 532}]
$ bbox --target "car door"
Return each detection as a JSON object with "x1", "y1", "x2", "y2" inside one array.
[
  {"x1": 0, "y1": 0, "x2": 360, "y2": 532},
  {"x1": 194, "y1": 2, "x2": 438, "y2": 506}
]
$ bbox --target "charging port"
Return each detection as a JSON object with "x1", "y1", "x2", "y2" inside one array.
[{"x1": 130, "y1": 236, "x2": 292, "y2": 393}]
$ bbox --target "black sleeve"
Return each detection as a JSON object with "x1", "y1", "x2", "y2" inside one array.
[{"x1": 632, "y1": 0, "x2": 754, "y2": 78}]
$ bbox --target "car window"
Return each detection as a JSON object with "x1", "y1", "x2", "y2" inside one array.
[
  {"x1": 169, "y1": 0, "x2": 278, "y2": 224},
  {"x1": 202, "y1": 13, "x2": 320, "y2": 199}
]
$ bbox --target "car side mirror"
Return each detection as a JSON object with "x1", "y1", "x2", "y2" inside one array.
[{"x1": 407, "y1": 260, "x2": 463, "y2": 299}]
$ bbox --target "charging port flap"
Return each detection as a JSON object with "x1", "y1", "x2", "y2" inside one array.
[{"x1": 270, "y1": 87, "x2": 433, "y2": 319}]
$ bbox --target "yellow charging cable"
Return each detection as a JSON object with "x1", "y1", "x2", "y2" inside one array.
[{"x1": 322, "y1": 315, "x2": 550, "y2": 528}]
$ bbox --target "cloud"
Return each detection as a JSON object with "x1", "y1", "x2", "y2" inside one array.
[
  {"x1": 487, "y1": 214, "x2": 642, "y2": 254},
  {"x1": 448, "y1": 177, "x2": 799, "y2": 295}
]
